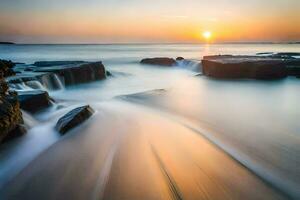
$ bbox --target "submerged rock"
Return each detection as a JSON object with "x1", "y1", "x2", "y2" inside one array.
[
  {"x1": 55, "y1": 105, "x2": 95, "y2": 134},
  {"x1": 17, "y1": 90, "x2": 52, "y2": 113},
  {"x1": 33, "y1": 61, "x2": 85, "y2": 67},
  {"x1": 33, "y1": 61, "x2": 107, "y2": 85},
  {"x1": 140, "y1": 57, "x2": 176, "y2": 66},
  {"x1": 202, "y1": 55, "x2": 289, "y2": 80}
]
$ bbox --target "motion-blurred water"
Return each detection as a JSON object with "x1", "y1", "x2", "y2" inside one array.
[{"x1": 0, "y1": 43, "x2": 300, "y2": 199}]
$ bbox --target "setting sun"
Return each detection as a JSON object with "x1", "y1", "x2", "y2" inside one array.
[{"x1": 202, "y1": 31, "x2": 212, "y2": 40}]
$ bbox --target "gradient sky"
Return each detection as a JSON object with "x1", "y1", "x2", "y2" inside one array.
[{"x1": 0, "y1": 0, "x2": 299, "y2": 43}]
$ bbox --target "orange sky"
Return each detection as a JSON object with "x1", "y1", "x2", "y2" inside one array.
[{"x1": 0, "y1": 0, "x2": 299, "y2": 43}]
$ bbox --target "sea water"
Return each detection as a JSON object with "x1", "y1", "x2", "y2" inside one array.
[{"x1": 0, "y1": 43, "x2": 300, "y2": 198}]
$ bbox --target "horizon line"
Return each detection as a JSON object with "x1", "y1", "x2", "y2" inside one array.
[{"x1": 1, "y1": 41, "x2": 300, "y2": 45}]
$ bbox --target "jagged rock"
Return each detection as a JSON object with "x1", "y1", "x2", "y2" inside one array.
[
  {"x1": 140, "y1": 57, "x2": 176, "y2": 66},
  {"x1": 1, "y1": 124, "x2": 27, "y2": 143},
  {"x1": 0, "y1": 86, "x2": 24, "y2": 143},
  {"x1": 33, "y1": 61, "x2": 85, "y2": 67},
  {"x1": 33, "y1": 61, "x2": 106, "y2": 85},
  {"x1": 55, "y1": 105, "x2": 94, "y2": 134},
  {"x1": 0, "y1": 59, "x2": 16, "y2": 77},
  {"x1": 17, "y1": 90, "x2": 52, "y2": 113},
  {"x1": 202, "y1": 55, "x2": 288, "y2": 79}
]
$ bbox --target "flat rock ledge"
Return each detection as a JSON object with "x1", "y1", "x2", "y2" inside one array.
[
  {"x1": 140, "y1": 57, "x2": 177, "y2": 66},
  {"x1": 55, "y1": 105, "x2": 95, "y2": 135},
  {"x1": 17, "y1": 90, "x2": 52, "y2": 113},
  {"x1": 202, "y1": 55, "x2": 300, "y2": 79},
  {"x1": 33, "y1": 61, "x2": 85, "y2": 67},
  {"x1": 33, "y1": 61, "x2": 107, "y2": 85}
]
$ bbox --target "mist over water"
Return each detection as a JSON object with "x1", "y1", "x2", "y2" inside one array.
[{"x1": 0, "y1": 43, "x2": 300, "y2": 199}]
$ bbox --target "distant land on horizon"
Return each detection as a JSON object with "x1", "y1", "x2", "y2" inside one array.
[{"x1": 0, "y1": 42, "x2": 15, "y2": 44}]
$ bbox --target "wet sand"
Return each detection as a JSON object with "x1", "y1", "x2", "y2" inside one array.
[{"x1": 1, "y1": 101, "x2": 287, "y2": 200}]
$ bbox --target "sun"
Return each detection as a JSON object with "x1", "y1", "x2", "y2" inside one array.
[{"x1": 202, "y1": 31, "x2": 212, "y2": 40}]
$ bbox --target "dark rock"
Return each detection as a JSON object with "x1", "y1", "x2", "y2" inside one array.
[
  {"x1": 0, "y1": 88, "x2": 24, "y2": 143},
  {"x1": 33, "y1": 61, "x2": 85, "y2": 67},
  {"x1": 256, "y1": 52, "x2": 273, "y2": 55},
  {"x1": 176, "y1": 57, "x2": 185, "y2": 61},
  {"x1": 202, "y1": 55, "x2": 288, "y2": 80},
  {"x1": 18, "y1": 90, "x2": 52, "y2": 113},
  {"x1": 140, "y1": 57, "x2": 176, "y2": 66},
  {"x1": 0, "y1": 61, "x2": 26, "y2": 143},
  {"x1": 55, "y1": 105, "x2": 94, "y2": 134},
  {"x1": 286, "y1": 66, "x2": 300, "y2": 77},
  {"x1": 1, "y1": 124, "x2": 27, "y2": 143},
  {"x1": 0, "y1": 59, "x2": 16, "y2": 77},
  {"x1": 33, "y1": 61, "x2": 106, "y2": 85},
  {"x1": 106, "y1": 71, "x2": 112, "y2": 77},
  {"x1": 274, "y1": 52, "x2": 300, "y2": 58}
]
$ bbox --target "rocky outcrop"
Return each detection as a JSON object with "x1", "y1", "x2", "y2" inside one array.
[
  {"x1": 33, "y1": 61, "x2": 85, "y2": 67},
  {"x1": 0, "y1": 70, "x2": 24, "y2": 143},
  {"x1": 33, "y1": 61, "x2": 107, "y2": 85},
  {"x1": 17, "y1": 90, "x2": 52, "y2": 113},
  {"x1": 0, "y1": 59, "x2": 16, "y2": 77},
  {"x1": 55, "y1": 105, "x2": 94, "y2": 134},
  {"x1": 202, "y1": 55, "x2": 293, "y2": 79},
  {"x1": 140, "y1": 57, "x2": 176, "y2": 66}
]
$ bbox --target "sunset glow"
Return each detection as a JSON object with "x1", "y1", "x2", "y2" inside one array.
[
  {"x1": 203, "y1": 31, "x2": 212, "y2": 40},
  {"x1": 0, "y1": 0, "x2": 299, "y2": 43}
]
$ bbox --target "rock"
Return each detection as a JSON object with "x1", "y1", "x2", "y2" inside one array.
[
  {"x1": 0, "y1": 60, "x2": 26, "y2": 143},
  {"x1": 140, "y1": 57, "x2": 176, "y2": 66},
  {"x1": 55, "y1": 105, "x2": 94, "y2": 134},
  {"x1": 7, "y1": 72, "x2": 64, "y2": 91},
  {"x1": 106, "y1": 71, "x2": 113, "y2": 77},
  {"x1": 274, "y1": 52, "x2": 300, "y2": 58},
  {"x1": 202, "y1": 55, "x2": 288, "y2": 80},
  {"x1": 33, "y1": 61, "x2": 85, "y2": 67},
  {"x1": 17, "y1": 90, "x2": 52, "y2": 113},
  {"x1": 286, "y1": 66, "x2": 300, "y2": 77},
  {"x1": 1, "y1": 124, "x2": 27, "y2": 143},
  {"x1": 33, "y1": 61, "x2": 106, "y2": 85},
  {"x1": 0, "y1": 87, "x2": 24, "y2": 143},
  {"x1": 176, "y1": 57, "x2": 185, "y2": 61},
  {"x1": 0, "y1": 59, "x2": 16, "y2": 77}
]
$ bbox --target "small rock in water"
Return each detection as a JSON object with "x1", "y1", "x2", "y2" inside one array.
[
  {"x1": 140, "y1": 57, "x2": 176, "y2": 66},
  {"x1": 176, "y1": 57, "x2": 185, "y2": 61},
  {"x1": 55, "y1": 105, "x2": 95, "y2": 134}
]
